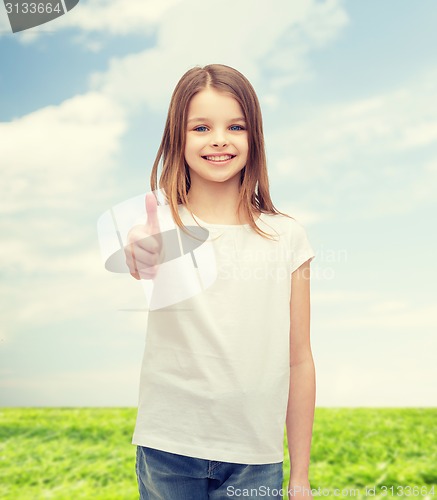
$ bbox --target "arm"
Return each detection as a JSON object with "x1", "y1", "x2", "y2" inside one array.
[{"x1": 287, "y1": 259, "x2": 315, "y2": 498}]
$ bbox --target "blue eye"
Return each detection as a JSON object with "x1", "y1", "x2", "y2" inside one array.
[
  {"x1": 194, "y1": 126, "x2": 208, "y2": 132},
  {"x1": 230, "y1": 125, "x2": 245, "y2": 131}
]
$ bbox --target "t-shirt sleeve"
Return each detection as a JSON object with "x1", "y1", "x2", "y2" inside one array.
[{"x1": 289, "y1": 220, "x2": 316, "y2": 274}]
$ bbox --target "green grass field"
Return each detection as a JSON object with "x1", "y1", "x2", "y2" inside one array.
[{"x1": 1, "y1": 408, "x2": 435, "y2": 499}]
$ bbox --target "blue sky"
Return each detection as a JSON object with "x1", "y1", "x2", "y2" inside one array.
[{"x1": 1, "y1": 0, "x2": 436, "y2": 407}]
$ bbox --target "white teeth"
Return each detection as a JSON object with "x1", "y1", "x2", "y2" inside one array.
[{"x1": 204, "y1": 155, "x2": 234, "y2": 161}]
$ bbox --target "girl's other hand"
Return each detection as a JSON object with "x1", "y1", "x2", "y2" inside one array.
[
  {"x1": 125, "y1": 192, "x2": 164, "y2": 280},
  {"x1": 288, "y1": 479, "x2": 313, "y2": 499}
]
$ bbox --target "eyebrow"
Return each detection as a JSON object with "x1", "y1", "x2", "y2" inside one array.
[{"x1": 187, "y1": 116, "x2": 246, "y2": 123}]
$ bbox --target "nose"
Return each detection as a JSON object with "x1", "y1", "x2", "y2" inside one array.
[{"x1": 211, "y1": 129, "x2": 228, "y2": 147}]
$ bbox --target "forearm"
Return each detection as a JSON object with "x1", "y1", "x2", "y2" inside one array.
[{"x1": 286, "y1": 356, "x2": 316, "y2": 480}]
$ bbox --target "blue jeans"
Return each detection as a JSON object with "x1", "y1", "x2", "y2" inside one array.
[{"x1": 136, "y1": 445, "x2": 284, "y2": 499}]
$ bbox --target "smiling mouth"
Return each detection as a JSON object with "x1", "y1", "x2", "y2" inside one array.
[{"x1": 201, "y1": 155, "x2": 236, "y2": 162}]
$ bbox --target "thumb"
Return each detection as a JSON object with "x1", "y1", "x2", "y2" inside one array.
[{"x1": 145, "y1": 192, "x2": 160, "y2": 236}]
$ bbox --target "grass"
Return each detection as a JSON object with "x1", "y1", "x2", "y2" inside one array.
[
  {"x1": 283, "y1": 408, "x2": 436, "y2": 499},
  {"x1": 1, "y1": 408, "x2": 436, "y2": 499}
]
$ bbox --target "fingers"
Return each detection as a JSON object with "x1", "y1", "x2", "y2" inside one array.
[
  {"x1": 127, "y1": 254, "x2": 159, "y2": 280},
  {"x1": 145, "y1": 192, "x2": 160, "y2": 236},
  {"x1": 125, "y1": 192, "x2": 163, "y2": 280},
  {"x1": 125, "y1": 234, "x2": 162, "y2": 280},
  {"x1": 144, "y1": 191, "x2": 163, "y2": 269},
  {"x1": 130, "y1": 247, "x2": 161, "y2": 269},
  {"x1": 129, "y1": 243, "x2": 140, "y2": 280}
]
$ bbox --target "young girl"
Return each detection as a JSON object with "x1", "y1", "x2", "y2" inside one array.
[{"x1": 126, "y1": 64, "x2": 316, "y2": 500}]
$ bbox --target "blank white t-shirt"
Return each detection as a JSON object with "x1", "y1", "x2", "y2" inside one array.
[{"x1": 132, "y1": 204, "x2": 315, "y2": 465}]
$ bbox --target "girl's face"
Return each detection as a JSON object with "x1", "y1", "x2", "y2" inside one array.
[{"x1": 184, "y1": 88, "x2": 248, "y2": 188}]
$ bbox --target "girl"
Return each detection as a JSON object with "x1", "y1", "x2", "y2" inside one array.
[{"x1": 126, "y1": 64, "x2": 316, "y2": 500}]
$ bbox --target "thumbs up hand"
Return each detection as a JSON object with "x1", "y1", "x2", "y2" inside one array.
[{"x1": 125, "y1": 192, "x2": 164, "y2": 280}]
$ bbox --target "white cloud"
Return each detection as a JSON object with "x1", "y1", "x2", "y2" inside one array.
[
  {"x1": 0, "y1": 0, "x2": 183, "y2": 41},
  {"x1": 269, "y1": 68, "x2": 437, "y2": 216},
  {"x1": 0, "y1": 90, "x2": 133, "y2": 343},
  {"x1": 316, "y1": 358, "x2": 436, "y2": 407},
  {"x1": 0, "y1": 5, "x2": 10, "y2": 32},
  {"x1": 341, "y1": 303, "x2": 436, "y2": 330},
  {"x1": 0, "y1": 91, "x2": 127, "y2": 212},
  {"x1": 368, "y1": 156, "x2": 437, "y2": 216},
  {"x1": 0, "y1": 364, "x2": 143, "y2": 406},
  {"x1": 313, "y1": 291, "x2": 436, "y2": 331},
  {"x1": 311, "y1": 290, "x2": 437, "y2": 406},
  {"x1": 0, "y1": 256, "x2": 147, "y2": 330},
  {"x1": 272, "y1": 71, "x2": 437, "y2": 177},
  {"x1": 62, "y1": 0, "x2": 182, "y2": 34},
  {"x1": 88, "y1": 0, "x2": 348, "y2": 112},
  {"x1": 278, "y1": 201, "x2": 326, "y2": 226},
  {"x1": 2, "y1": 0, "x2": 347, "y2": 61},
  {"x1": 312, "y1": 290, "x2": 377, "y2": 303}
]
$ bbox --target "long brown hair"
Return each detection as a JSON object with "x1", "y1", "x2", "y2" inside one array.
[{"x1": 150, "y1": 63, "x2": 292, "y2": 241}]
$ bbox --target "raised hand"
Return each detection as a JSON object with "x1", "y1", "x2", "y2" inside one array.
[{"x1": 125, "y1": 192, "x2": 164, "y2": 280}]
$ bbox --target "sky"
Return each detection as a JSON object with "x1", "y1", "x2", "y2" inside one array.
[{"x1": 0, "y1": 0, "x2": 436, "y2": 407}]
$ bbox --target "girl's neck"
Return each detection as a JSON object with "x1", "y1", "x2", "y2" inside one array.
[{"x1": 186, "y1": 185, "x2": 256, "y2": 225}]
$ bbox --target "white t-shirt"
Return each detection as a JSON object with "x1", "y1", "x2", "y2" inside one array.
[{"x1": 132, "y1": 204, "x2": 315, "y2": 465}]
